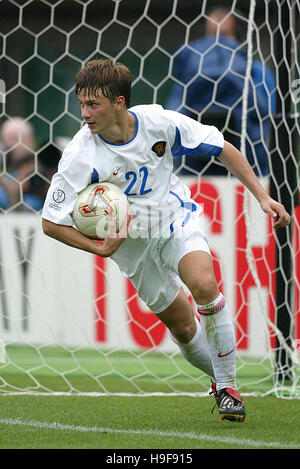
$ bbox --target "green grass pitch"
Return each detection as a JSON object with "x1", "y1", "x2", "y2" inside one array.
[{"x1": 0, "y1": 346, "x2": 299, "y2": 449}]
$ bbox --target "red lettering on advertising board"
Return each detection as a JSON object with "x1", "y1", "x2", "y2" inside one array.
[
  {"x1": 94, "y1": 255, "x2": 106, "y2": 342},
  {"x1": 189, "y1": 181, "x2": 222, "y2": 233},
  {"x1": 126, "y1": 280, "x2": 167, "y2": 348},
  {"x1": 190, "y1": 181, "x2": 223, "y2": 290},
  {"x1": 94, "y1": 180, "x2": 300, "y2": 351}
]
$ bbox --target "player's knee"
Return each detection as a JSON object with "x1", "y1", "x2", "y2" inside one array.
[
  {"x1": 169, "y1": 322, "x2": 195, "y2": 344},
  {"x1": 189, "y1": 274, "x2": 218, "y2": 305}
]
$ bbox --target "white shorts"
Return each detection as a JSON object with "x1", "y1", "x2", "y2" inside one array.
[{"x1": 110, "y1": 210, "x2": 210, "y2": 315}]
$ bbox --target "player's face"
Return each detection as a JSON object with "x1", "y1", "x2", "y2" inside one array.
[{"x1": 78, "y1": 89, "x2": 117, "y2": 135}]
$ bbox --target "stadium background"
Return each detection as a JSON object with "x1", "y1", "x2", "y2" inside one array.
[
  {"x1": 0, "y1": 0, "x2": 290, "y2": 142},
  {"x1": 0, "y1": 0, "x2": 299, "y2": 399},
  {"x1": 0, "y1": 0, "x2": 300, "y2": 451},
  {"x1": 0, "y1": 0, "x2": 300, "y2": 382}
]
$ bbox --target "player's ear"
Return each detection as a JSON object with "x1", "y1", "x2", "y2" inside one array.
[{"x1": 115, "y1": 95, "x2": 126, "y2": 110}]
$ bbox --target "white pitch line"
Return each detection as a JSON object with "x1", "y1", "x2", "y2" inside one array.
[{"x1": 0, "y1": 417, "x2": 298, "y2": 449}]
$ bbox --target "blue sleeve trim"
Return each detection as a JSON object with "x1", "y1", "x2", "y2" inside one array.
[
  {"x1": 171, "y1": 126, "x2": 223, "y2": 158},
  {"x1": 91, "y1": 167, "x2": 99, "y2": 183}
]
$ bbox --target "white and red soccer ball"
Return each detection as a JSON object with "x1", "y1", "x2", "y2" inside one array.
[{"x1": 72, "y1": 182, "x2": 129, "y2": 239}]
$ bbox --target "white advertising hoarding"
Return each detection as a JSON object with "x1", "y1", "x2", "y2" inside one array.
[{"x1": 0, "y1": 177, "x2": 299, "y2": 357}]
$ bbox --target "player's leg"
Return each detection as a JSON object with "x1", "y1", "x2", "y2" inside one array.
[
  {"x1": 178, "y1": 250, "x2": 245, "y2": 421},
  {"x1": 160, "y1": 231, "x2": 238, "y2": 391},
  {"x1": 178, "y1": 250, "x2": 236, "y2": 389},
  {"x1": 112, "y1": 236, "x2": 215, "y2": 382},
  {"x1": 157, "y1": 287, "x2": 215, "y2": 381},
  {"x1": 178, "y1": 251, "x2": 236, "y2": 391}
]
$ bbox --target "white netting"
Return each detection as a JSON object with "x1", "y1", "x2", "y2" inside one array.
[{"x1": 0, "y1": 0, "x2": 299, "y2": 397}]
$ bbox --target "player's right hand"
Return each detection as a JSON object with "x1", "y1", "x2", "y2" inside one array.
[{"x1": 99, "y1": 212, "x2": 134, "y2": 257}]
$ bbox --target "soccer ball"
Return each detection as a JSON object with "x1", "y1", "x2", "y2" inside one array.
[{"x1": 72, "y1": 182, "x2": 129, "y2": 239}]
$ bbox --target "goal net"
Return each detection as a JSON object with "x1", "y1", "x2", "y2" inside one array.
[{"x1": 0, "y1": 0, "x2": 299, "y2": 398}]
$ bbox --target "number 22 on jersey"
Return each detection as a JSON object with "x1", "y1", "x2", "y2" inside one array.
[{"x1": 124, "y1": 166, "x2": 152, "y2": 196}]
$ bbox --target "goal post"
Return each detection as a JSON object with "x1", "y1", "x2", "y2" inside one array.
[
  {"x1": 0, "y1": 0, "x2": 299, "y2": 398},
  {"x1": 269, "y1": 0, "x2": 299, "y2": 385}
]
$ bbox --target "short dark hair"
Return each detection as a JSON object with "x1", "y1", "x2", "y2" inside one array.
[{"x1": 75, "y1": 58, "x2": 132, "y2": 108}]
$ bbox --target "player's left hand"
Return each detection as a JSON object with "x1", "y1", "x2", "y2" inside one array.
[{"x1": 260, "y1": 196, "x2": 291, "y2": 229}]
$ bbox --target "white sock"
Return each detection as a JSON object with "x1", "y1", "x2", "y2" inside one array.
[
  {"x1": 197, "y1": 293, "x2": 236, "y2": 391},
  {"x1": 169, "y1": 316, "x2": 215, "y2": 382}
]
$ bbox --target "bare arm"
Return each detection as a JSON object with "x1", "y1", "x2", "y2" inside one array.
[
  {"x1": 42, "y1": 214, "x2": 132, "y2": 258},
  {"x1": 219, "y1": 141, "x2": 291, "y2": 229}
]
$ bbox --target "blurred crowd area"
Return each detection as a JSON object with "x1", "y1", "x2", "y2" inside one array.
[{"x1": 0, "y1": 117, "x2": 64, "y2": 213}]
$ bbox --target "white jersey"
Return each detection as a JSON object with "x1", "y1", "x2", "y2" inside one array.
[{"x1": 42, "y1": 104, "x2": 224, "y2": 237}]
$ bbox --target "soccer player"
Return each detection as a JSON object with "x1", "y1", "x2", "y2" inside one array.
[{"x1": 41, "y1": 59, "x2": 290, "y2": 422}]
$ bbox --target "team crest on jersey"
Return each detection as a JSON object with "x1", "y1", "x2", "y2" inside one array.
[{"x1": 151, "y1": 141, "x2": 166, "y2": 157}]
